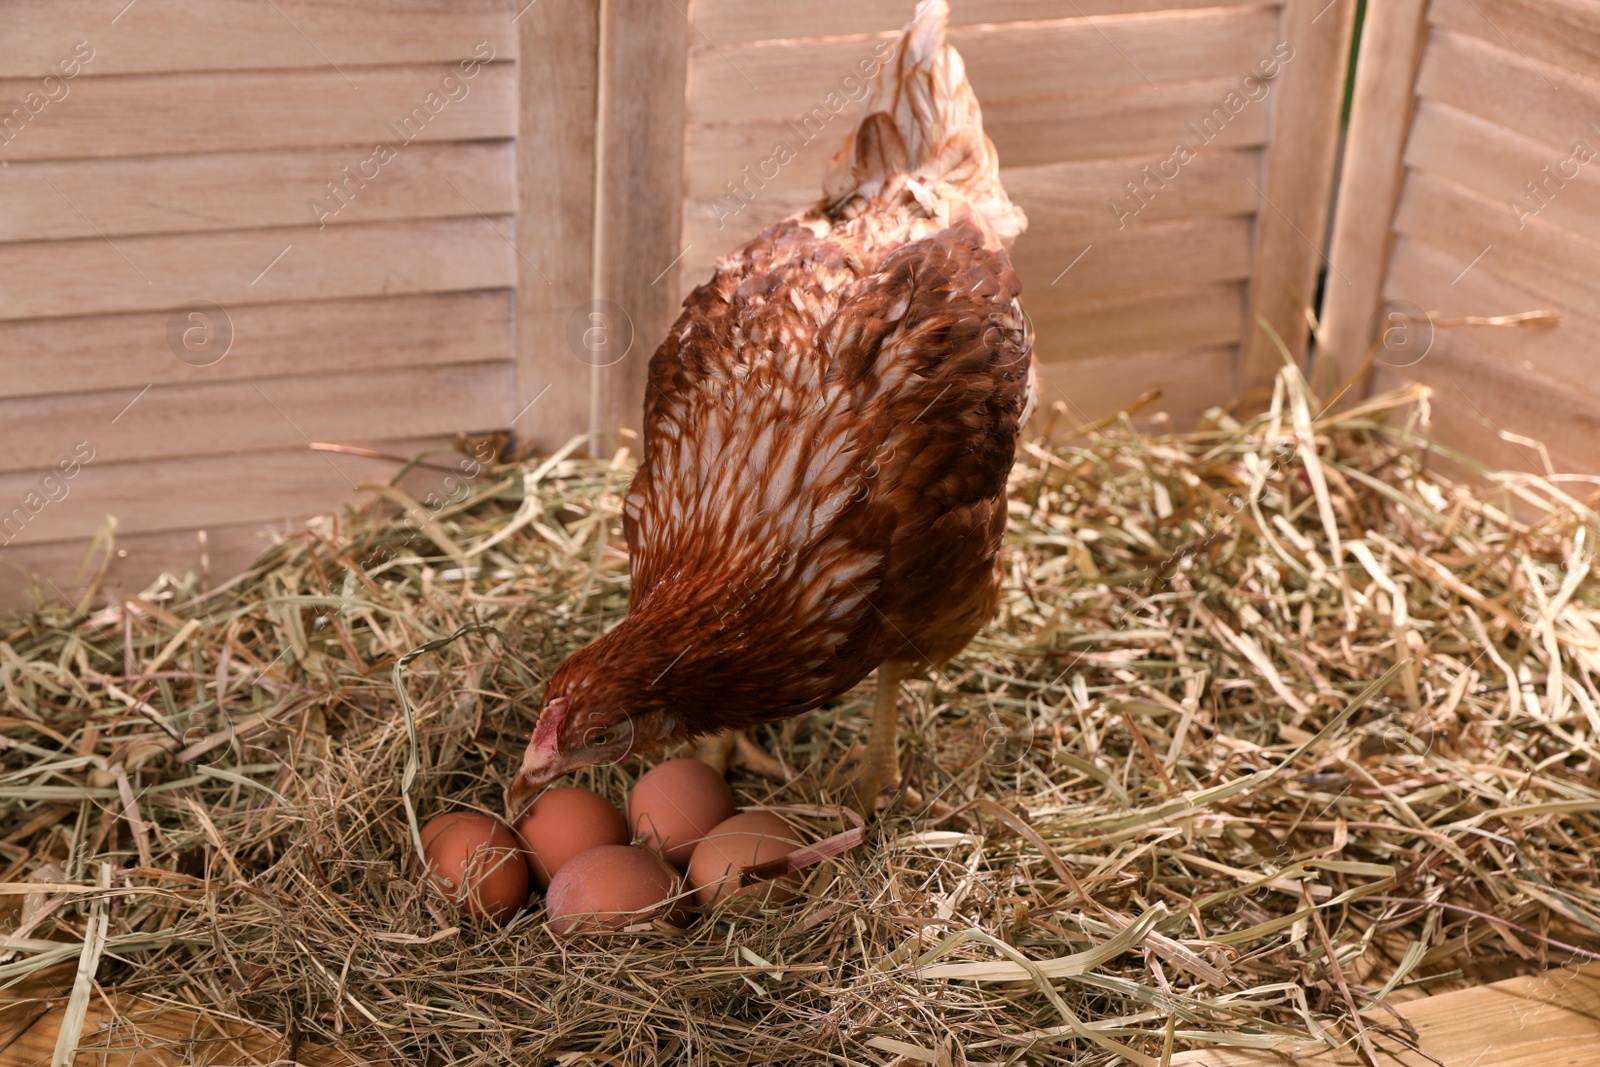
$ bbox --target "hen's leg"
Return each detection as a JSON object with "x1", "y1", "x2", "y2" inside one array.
[
  {"x1": 694, "y1": 730, "x2": 737, "y2": 773},
  {"x1": 694, "y1": 729, "x2": 793, "y2": 781},
  {"x1": 853, "y1": 660, "x2": 911, "y2": 808}
]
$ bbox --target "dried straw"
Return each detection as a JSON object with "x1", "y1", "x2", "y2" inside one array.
[{"x1": 1, "y1": 364, "x2": 1597, "y2": 1066}]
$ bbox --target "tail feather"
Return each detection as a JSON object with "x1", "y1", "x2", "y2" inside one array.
[{"x1": 823, "y1": 0, "x2": 1026, "y2": 244}]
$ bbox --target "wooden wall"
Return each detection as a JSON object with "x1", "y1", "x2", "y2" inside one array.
[
  {"x1": 1323, "y1": 0, "x2": 1600, "y2": 474},
  {"x1": 0, "y1": 0, "x2": 594, "y2": 608},
  {"x1": 0, "y1": 0, "x2": 1361, "y2": 608},
  {"x1": 678, "y1": 0, "x2": 1355, "y2": 429}
]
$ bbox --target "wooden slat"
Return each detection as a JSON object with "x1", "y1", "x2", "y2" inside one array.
[
  {"x1": 0, "y1": 437, "x2": 473, "y2": 546},
  {"x1": 1429, "y1": 0, "x2": 1600, "y2": 84},
  {"x1": 681, "y1": 164, "x2": 1267, "y2": 302},
  {"x1": 685, "y1": 77, "x2": 1274, "y2": 195},
  {"x1": 1317, "y1": 0, "x2": 1430, "y2": 387},
  {"x1": 1, "y1": 0, "x2": 512, "y2": 77},
  {"x1": 1171, "y1": 962, "x2": 1600, "y2": 1066},
  {"x1": 596, "y1": 0, "x2": 690, "y2": 437},
  {"x1": 1038, "y1": 345, "x2": 1237, "y2": 430},
  {"x1": 1238, "y1": 0, "x2": 1358, "y2": 386},
  {"x1": 687, "y1": 0, "x2": 1278, "y2": 45},
  {"x1": 0, "y1": 141, "x2": 514, "y2": 242},
  {"x1": 1003, "y1": 150, "x2": 1261, "y2": 231},
  {"x1": 1014, "y1": 214, "x2": 1256, "y2": 298},
  {"x1": 1384, "y1": 236, "x2": 1600, "y2": 407},
  {"x1": 1405, "y1": 101, "x2": 1600, "y2": 248},
  {"x1": 1393, "y1": 168, "x2": 1600, "y2": 315},
  {"x1": 1416, "y1": 29, "x2": 1600, "y2": 160},
  {"x1": 0, "y1": 973, "x2": 370, "y2": 1065},
  {"x1": 0, "y1": 522, "x2": 282, "y2": 611},
  {"x1": 1031, "y1": 282, "x2": 1244, "y2": 363},
  {"x1": 517, "y1": 0, "x2": 600, "y2": 450},
  {"x1": 0, "y1": 63, "x2": 515, "y2": 161},
  {"x1": 0, "y1": 216, "x2": 517, "y2": 321},
  {"x1": 0, "y1": 362, "x2": 513, "y2": 474},
  {"x1": 687, "y1": 7, "x2": 1283, "y2": 125},
  {"x1": 0, "y1": 291, "x2": 514, "y2": 401}
]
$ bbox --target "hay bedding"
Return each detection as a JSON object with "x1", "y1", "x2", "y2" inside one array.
[{"x1": 2, "y1": 366, "x2": 1598, "y2": 1066}]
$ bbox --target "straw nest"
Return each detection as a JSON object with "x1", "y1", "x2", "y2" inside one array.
[{"x1": 2, "y1": 366, "x2": 1598, "y2": 1067}]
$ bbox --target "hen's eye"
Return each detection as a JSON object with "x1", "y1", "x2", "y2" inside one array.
[{"x1": 590, "y1": 732, "x2": 610, "y2": 747}]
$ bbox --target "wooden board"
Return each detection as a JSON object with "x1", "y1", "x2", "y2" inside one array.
[
  {"x1": 1170, "y1": 962, "x2": 1600, "y2": 1066},
  {"x1": 1238, "y1": 0, "x2": 1358, "y2": 386},
  {"x1": 687, "y1": 7, "x2": 1283, "y2": 124},
  {"x1": 685, "y1": 76, "x2": 1273, "y2": 195},
  {"x1": 687, "y1": 0, "x2": 1278, "y2": 45},
  {"x1": 1030, "y1": 282, "x2": 1245, "y2": 363},
  {"x1": 0, "y1": 436, "x2": 472, "y2": 546},
  {"x1": 0, "y1": 522, "x2": 286, "y2": 610},
  {"x1": 1037, "y1": 345, "x2": 1237, "y2": 430},
  {"x1": 0, "y1": 972, "x2": 368, "y2": 1066},
  {"x1": 1415, "y1": 29, "x2": 1600, "y2": 159},
  {"x1": 0, "y1": 141, "x2": 515, "y2": 242},
  {"x1": 0, "y1": 362, "x2": 513, "y2": 473},
  {"x1": 516, "y1": 0, "x2": 601, "y2": 450},
  {"x1": 1, "y1": 0, "x2": 513, "y2": 77},
  {"x1": 1393, "y1": 169, "x2": 1600, "y2": 315},
  {"x1": 1013, "y1": 214, "x2": 1256, "y2": 299},
  {"x1": 0, "y1": 216, "x2": 517, "y2": 320},
  {"x1": 1317, "y1": 0, "x2": 1430, "y2": 385},
  {"x1": 1429, "y1": 0, "x2": 1600, "y2": 83},
  {"x1": 0, "y1": 63, "x2": 516, "y2": 161},
  {"x1": 594, "y1": 0, "x2": 690, "y2": 436},
  {"x1": 0, "y1": 291, "x2": 514, "y2": 401}
]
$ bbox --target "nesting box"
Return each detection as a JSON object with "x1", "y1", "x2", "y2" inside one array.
[{"x1": 1, "y1": 0, "x2": 1591, "y2": 609}]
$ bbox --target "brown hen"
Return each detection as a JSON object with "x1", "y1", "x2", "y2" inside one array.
[{"x1": 508, "y1": 0, "x2": 1034, "y2": 817}]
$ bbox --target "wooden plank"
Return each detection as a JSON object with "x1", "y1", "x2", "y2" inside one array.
[
  {"x1": 0, "y1": 362, "x2": 513, "y2": 474},
  {"x1": 1430, "y1": 0, "x2": 1600, "y2": 84},
  {"x1": 0, "y1": 216, "x2": 517, "y2": 321},
  {"x1": 1238, "y1": 0, "x2": 1358, "y2": 387},
  {"x1": 1, "y1": 0, "x2": 511, "y2": 77},
  {"x1": 681, "y1": 187, "x2": 1267, "y2": 302},
  {"x1": 0, "y1": 522, "x2": 281, "y2": 610},
  {"x1": 0, "y1": 141, "x2": 515, "y2": 242},
  {"x1": 1037, "y1": 345, "x2": 1237, "y2": 431},
  {"x1": 1376, "y1": 352, "x2": 1600, "y2": 477},
  {"x1": 1384, "y1": 236, "x2": 1600, "y2": 403},
  {"x1": 685, "y1": 77, "x2": 1274, "y2": 195},
  {"x1": 1171, "y1": 962, "x2": 1600, "y2": 1066},
  {"x1": 1416, "y1": 29, "x2": 1600, "y2": 160},
  {"x1": 0, "y1": 63, "x2": 515, "y2": 161},
  {"x1": 517, "y1": 0, "x2": 599, "y2": 451},
  {"x1": 1318, "y1": 0, "x2": 1430, "y2": 389},
  {"x1": 0, "y1": 974, "x2": 369, "y2": 1065},
  {"x1": 1405, "y1": 100, "x2": 1600, "y2": 248},
  {"x1": 1013, "y1": 214, "x2": 1256, "y2": 299},
  {"x1": 687, "y1": 0, "x2": 1278, "y2": 46},
  {"x1": 1030, "y1": 282, "x2": 1244, "y2": 363},
  {"x1": 0, "y1": 436, "x2": 471, "y2": 546},
  {"x1": 595, "y1": 0, "x2": 690, "y2": 438},
  {"x1": 0, "y1": 291, "x2": 515, "y2": 401},
  {"x1": 1393, "y1": 168, "x2": 1600, "y2": 315},
  {"x1": 687, "y1": 7, "x2": 1283, "y2": 125}
]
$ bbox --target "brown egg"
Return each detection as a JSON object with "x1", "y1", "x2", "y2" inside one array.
[
  {"x1": 687, "y1": 811, "x2": 804, "y2": 911},
  {"x1": 627, "y1": 759, "x2": 736, "y2": 868},
  {"x1": 420, "y1": 812, "x2": 530, "y2": 922},
  {"x1": 545, "y1": 845, "x2": 686, "y2": 935},
  {"x1": 515, "y1": 787, "x2": 629, "y2": 890}
]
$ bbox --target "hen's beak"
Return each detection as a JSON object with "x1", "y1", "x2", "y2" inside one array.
[{"x1": 505, "y1": 755, "x2": 564, "y2": 823}]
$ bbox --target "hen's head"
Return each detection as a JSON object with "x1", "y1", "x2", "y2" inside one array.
[{"x1": 505, "y1": 632, "x2": 684, "y2": 820}]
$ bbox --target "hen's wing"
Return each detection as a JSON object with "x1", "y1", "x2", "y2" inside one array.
[{"x1": 621, "y1": 211, "x2": 1032, "y2": 703}]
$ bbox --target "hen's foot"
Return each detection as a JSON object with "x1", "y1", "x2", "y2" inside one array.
[
  {"x1": 693, "y1": 729, "x2": 793, "y2": 782},
  {"x1": 694, "y1": 729, "x2": 736, "y2": 774}
]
